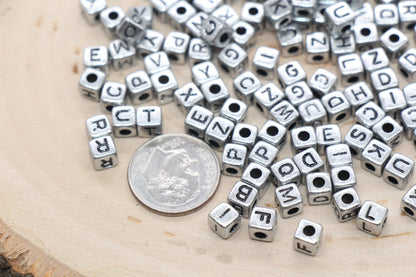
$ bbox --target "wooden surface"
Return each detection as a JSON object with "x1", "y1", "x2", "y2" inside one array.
[{"x1": 2, "y1": 0, "x2": 416, "y2": 276}]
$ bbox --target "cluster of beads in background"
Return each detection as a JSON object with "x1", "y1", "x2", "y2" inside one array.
[{"x1": 79, "y1": 0, "x2": 416, "y2": 256}]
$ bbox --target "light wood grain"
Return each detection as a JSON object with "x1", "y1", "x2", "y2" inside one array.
[{"x1": 1, "y1": 0, "x2": 416, "y2": 276}]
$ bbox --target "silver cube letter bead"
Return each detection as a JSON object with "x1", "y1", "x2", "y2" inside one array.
[
  {"x1": 136, "y1": 106, "x2": 162, "y2": 137},
  {"x1": 374, "y1": 4, "x2": 399, "y2": 33},
  {"x1": 277, "y1": 61, "x2": 307, "y2": 88},
  {"x1": 218, "y1": 43, "x2": 248, "y2": 77},
  {"x1": 231, "y1": 21, "x2": 256, "y2": 50},
  {"x1": 355, "y1": 101, "x2": 385, "y2": 129},
  {"x1": 112, "y1": 106, "x2": 137, "y2": 137},
  {"x1": 242, "y1": 163, "x2": 272, "y2": 198},
  {"x1": 291, "y1": 126, "x2": 317, "y2": 153},
  {"x1": 399, "y1": 48, "x2": 416, "y2": 81},
  {"x1": 185, "y1": 12, "x2": 208, "y2": 38},
  {"x1": 308, "y1": 68, "x2": 338, "y2": 97},
  {"x1": 344, "y1": 124, "x2": 373, "y2": 159},
  {"x1": 398, "y1": 1, "x2": 416, "y2": 31},
  {"x1": 353, "y1": 23, "x2": 379, "y2": 52},
  {"x1": 330, "y1": 33, "x2": 356, "y2": 65},
  {"x1": 174, "y1": 82, "x2": 204, "y2": 115},
  {"x1": 249, "y1": 207, "x2": 277, "y2": 242},
  {"x1": 133, "y1": 6, "x2": 152, "y2": 29},
  {"x1": 188, "y1": 38, "x2": 212, "y2": 65},
  {"x1": 89, "y1": 135, "x2": 118, "y2": 170},
  {"x1": 293, "y1": 219, "x2": 323, "y2": 256},
  {"x1": 379, "y1": 88, "x2": 406, "y2": 117},
  {"x1": 249, "y1": 141, "x2": 279, "y2": 168},
  {"x1": 361, "y1": 47, "x2": 390, "y2": 73},
  {"x1": 380, "y1": 27, "x2": 409, "y2": 60},
  {"x1": 306, "y1": 172, "x2": 332, "y2": 205},
  {"x1": 150, "y1": 0, "x2": 177, "y2": 22},
  {"x1": 275, "y1": 183, "x2": 303, "y2": 218},
  {"x1": 208, "y1": 202, "x2": 241, "y2": 239},
  {"x1": 331, "y1": 165, "x2": 357, "y2": 192},
  {"x1": 401, "y1": 184, "x2": 416, "y2": 220},
  {"x1": 185, "y1": 105, "x2": 214, "y2": 138},
  {"x1": 361, "y1": 139, "x2": 392, "y2": 176},
  {"x1": 321, "y1": 91, "x2": 351, "y2": 123},
  {"x1": 144, "y1": 51, "x2": 170, "y2": 75},
  {"x1": 205, "y1": 116, "x2": 235, "y2": 150},
  {"x1": 269, "y1": 100, "x2": 300, "y2": 130},
  {"x1": 404, "y1": 83, "x2": 416, "y2": 106},
  {"x1": 163, "y1": 31, "x2": 190, "y2": 64},
  {"x1": 343, "y1": 82, "x2": 374, "y2": 113},
  {"x1": 253, "y1": 46, "x2": 279, "y2": 80},
  {"x1": 324, "y1": 2, "x2": 355, "y2": 37},
  {"x1": 326, "y1": 144, "x2": 352, "y2": 168},
  {"x1": 264, "y1": 0, "x2": 292, "y2": 30},
  {"x1": 332, "y1": 187, "x2": 361, "y2": 222},
  {"x1": 201, "y1": 15, "x2": 233, "y2": 49},
  {"x1": 401, "y1": 107, "x2": 416, "y2": 139},
  {"x1": 167, "y1": 1, "x2": 196, "y2": 31},
  {"x1": 79, "y1": 67, "x2": 106, "y2": 102},
  {"x1": 86, "y1": 114, "x2": 111, "y2": 139},
  {"x1": 357, "y1": 201, "x2": 388, "y2": 236},
  {"x1": 228, "y1": 181, "x2": 258, "y2": 218},
  {"x1": 220, "y1": 98, "x2": 248, "y2": 123},
  {"x1": 83, "y1": 46, "x2": 109, "y2": 73},
  {"x1": 232, "y1": 123, "x2": 258, "y2": 149},
  {"x1": 125, "y1": 71, "x2": 153, "y2": 105},
  {"x1": 212, "y1": 5, "x2": 240, "y2": 26},
  {"x1": 80, "y1": 0, "x2": 107, "y2": 25},
  {"x1": 222, "y1": 143, "x2": 248, "y2": 176},
  {"x1": 316, "y1": 124, "x2": 342, "y2": 155},
  {"x1": 292, "y1": 0, "x2": 317, "y2": 20},
  {"x1": 277, "y1": 23, "x2": 304, "y2": 57},
  {"x1": 383, "y1": 153, "x2": 415, "y2": 189},
  {"x1": 200, "y1": 78, "x2": 230, "y2": 113},
  {"x1": 298, "y1": 99, "x2": 328, "y2": 126},
  {"x1": 370, "y1": 67, "x2": 399, "y2": 93},
  {"x1": 294, "y1": 148, "x2": 324, "y2": 182},
  {"x1": 100, "y1": 82, "x2": 126, "y2": 113},
  {"x1": 354, "y1": 2, "x2": 374, "y2": 24},
  {"x1": 271, "y1": 158, "x2": 302, "y2": 186},
  {"x1": 192, "y1": 61, "x2": 220, "y2": 87},
  {"x1": 116, "y1": 7, "x2": 147, "y2": 44},
  {"x1": 253, "y1": 83, "x2": 285, "y2": 117},
  {"x1": 306, "y1": 32, "x2": 330, "y2": 63},
  {"x1": 258, "y1": 120, "x2": 287, "y2": 148},
  {"x1": 372, "y1": 115, "x2": 404, "y2": 147},
  {"x1": 108, "y1": 39, "x2": 136, "y2": 71},
  {"x1": 100, "y1": 6, "x2": 125, "y2": 38},
  {"x1": 150, "y1": 69, "x2": 178, "y2": 105},
  {"x1": 337, "y1": 53, "x2": 365, "y2": 86},
  {"x1": 241, "y1": 2, "x2": 265, "y2": 32},
  {"x1": 193, "y1": 0, "x2": 222, "y2": 14},
  {"x1": 285, "y1": 81, "x2": 314, "y2": 107}
]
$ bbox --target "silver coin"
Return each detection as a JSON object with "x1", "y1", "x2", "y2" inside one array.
[{"x1": 128, "y1": 134, "x2": 221, "y2": 216}]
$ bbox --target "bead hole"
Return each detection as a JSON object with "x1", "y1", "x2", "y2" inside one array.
[
  {"x1": 348, "y1": 76, "x2": 359, "y2": 83},
  {"x1": 288, "y1": 207, "x2": 299, "y2": 215},
  {"x1": 236, "y1": 27, "x2": 246, "y2": 35},
  {"x1": 159, "y1": 75, "x2": 169, "y2": 84},
  {"x1": 254, "y1": 232, "x2": 267, "y2": 239},
  {"x1": 297, "y1": 10, "x2": 309, "y2": 16},
  {"x1": 229, "y1": 103, "x2": 241, "y2": 113},
  {"x1": 303, "y1": 225, "x2": 316, "y2": 236},
  {"x1": 250, "y1": 168, "x2": 262, "y2": 179},
  {"x1": 109, "y1": 12, "x2": 119, "y2": 20},
  {"x1": 230, "y1": 223, "x2": 239, "y2": 233},
  {"x1": 188, "y1": 129, "x2": 199, "y2": 137},
  {"x1": 267, "y1": 126, "x2": 279, "y2": 136},
  {"x1": 360, "y1": 28, "x2": 371, "y2": 36},
  {"x1": 119, "y1": 129, "x2": 132, "y2": 135},
  {"x1": 208, "y1": 140, "x2": 220, "y2": 148},
  {"x1": 177, "y1": 7, "x2": 186, "y2": 15},
  {"x1": 389, "y1": 34, "x2": 400, "y2": 43},
  {"x1": 313, "y1": 177, "x2": 325, "y2": 188},
  {"x1": 404, "y1": 207, "x2": 414, "y2": 216},
  {"x1": 338, "y1": 170, "x2": 350, "y2": 181},
  {"x1": 256, "y1": 69, "x2": 268, "y2": 77},
  {"x1": 341, "y1": 193, "x2": 354, "y2": 204},
  {"x1": 220, "y1": 33, "x2": 229, "y2": 43},
  {"x1": 209, "y1": 84, "x2": 221, "y2": 94},
  {"x1": 288, "y1": 46, "x2": 299, "y2": 54},
  {"x1": 298, "y1": 131, "x2": 310, "y2": 141},
  {"x1": 249, "y1": 8, "x2": 258, "y2": 15},
  {"x1": 313, "y1": 55, "x2": 324, "y2": 61},
  {"x1": 226, "y1": 168, "x2": 238, "y2": 175},
  {"x1": 365, "y1": 163, "x2": 376, "y2": 171},
  {"x1": 168, "y1": 54, "x2": 178, "y2": 61},
  {"x1": 341, "y1": 25, "x2": 351, "y2": 33},
  {"x1": 280, "y1": 18, "x2": 289, "y2": 26},
  {"x1": 350, "y1": 148, "x2": 358, "y2": 156},
  {"x1": 86, "y1": 73, "x2": 98, "y2": 83},
  {"x1": 336, "y1": 113, "x2": 347, "y2": 121},
  {"x1": 382, "y1": 123, "x2": 394, "y2": 133},
  {"x1": 139, "y1": 93, "x2": 150, "y2": 101},
  {"x1": 387, "y1": 176, "x2": 398, "y2": 185},
  {"x1": 239, "y1": 128, "x2": 251, "y2": 138}
]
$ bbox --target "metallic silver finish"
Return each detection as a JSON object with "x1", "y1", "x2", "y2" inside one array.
[
  {"x1": 220, "y1": 98, "x2": 248, "y2": 123},
  {"x1": 231, "y1": 21, "x2": 256, "y2": 50},
  {"x1": 374, "y1": 4, "x2": 399, "y2": 32},
  {"x1": 404, "y1": 83, "x2": 416, "y2": 106},
  {"x1": 253, "y1": 46, "x2": 280, "y2": 80},
  {"x1": 86, "y1": 114, "x2": 111, "y2": 139},
  {"x1": 399, "y1": 48, "x2": 416, "y2": 81},
  {"x1": 208, "y1": 202, "x2": 241, "y2": 239},
  {"x1": 150, "y1": 0, "x2": 177, "y2": 22},
  {"x1": 116, "y1": 7, "x2": 147, "y2": 44},
  {"x1": 293, "y1": 219, "x2": 323, "y2": 256},
  {"x1": 324, "y1": 2, "x2": 355, "y2": 37},
  {"x1": 321, "y1": 91, "x2": 351, "y2": 123},
  {"x1": 242, "y1": 163, "x2": 272, "y2": 198},
  {"x1": 343, "y1": 82, "x2": 374, "y2": 113},
  {"x1": 354, "y1": 2, "x2": 374, "y2": 24},
  {"x1": 89, "y1": 135, "x2": 118, "y2": 170},
  {"x1": 401, "y1": 184, "x2": 416, "y2": 220},
  {"x1": 150, "y1": 69, "x2": 178, "y2": 105},
  {"x1": 167, "y1": 1, "x2": 196, "y2": 31},
  {"x1": 337, "y1": 53, "x2": 365, "y2": 86},
  {"x1": 332, "y1": 187, "x2": 361, "y2": 222},
  {"x1": 292, "y1": 0, "x2": 317, "y2": 20},
  {"x1": 108, "y1": 39, "x2": 136, "y2": 70},
  {"x1": 305, "y1": 32, "x2": 330, "y2": 63},
  {"x1": 79, "y1": 67, "x2": 106, "y2": 102},
  {"x1": 380, "y1": 27, "x2": 409, "y2": 59},
  {"x1": 200, "y1": 78, "x2": 230, "y2": 113},
  {"x1": 231, "y1": 123, "x2": 258, "y2": 149},
  {"x1": 201, "y1": 15, "x2": 233, "y2": 48},
  {"x1": 271, "y1": 158, "x2": 302, "y2": 186},
  {"x1": 258, "y1": 120, "x2": 287, "y2": 148},
  {"x1": 100, "y1": 82, "x2": 126, "y2": 113},
  {"x1": 188, "y1": 38, "x2": 212, "y2": 65},
  {"x1": 83, "y1": 46, "x2": 109, "y2": 73},
  {"x1": 285, "y1": 81, "x2": 314, "y2": 107},
  {"x1": 100, "y1": 6, "x2": 125, "y2": 38},
  {"x1": 308, "y1": 68, "x2": 338, "y2": 97},
  {"x1": 277, "y1": 23, "x2": 304, "y2": 57},
  {"x1": 163, "y1": 31, "x2": 190, "y2": 64},
  {"x1": 355, "y1": 101, "x2": 385, "y2": 129},
  {"x1": 264, "y1": 0, "x2": 292, "y2": 30},
  {"x1": 361, "y1": 47, "x2": 390, "y2": 73},
  {"x1": 330, "y1": 33, "x2": 356, "y2": 65},
  {"x1": 306, "y1": 172, "x2": 332, "y2": 205},
  {"x1": 205, "y1": 116, "x2": 235, "y2": 150},
  {"x1": 228, "y1": 181, "x2": 258, "y2": 218},
  {"x1": 316, "y1": 124, "x2": 342, "y2": 155},
  {"x1": 298, "y1": 99, "x2": 328, "y2": 126},
  {"x1": 192, "y1": 61, "x2": 220, "y2": 86},
  {"x1": 185, "y1": 105, "x2": 214, "y2": 139},
  {"x1": 383, "y1": 153, "x2": 414, "y2": 189},
  {"x1": 326, "y1": 143, "x2": 352, "y2": 168},
  {"x1": 291, "y1": 126, "x2": 317, "y2": 153},
  {"x1": 277, "y1": 61, "x2": 307, "y2": 88},
  {"x1": 193, "y1": 0, "x2": 222, "y2": 14},
  {"x1": 185, "y1": 12, "x2": 208, "y2": 38},
  {"x1": 144, "y1": 51, "x2": 170, "y2": 75},
  {"x1": 112, "y1": 105, "x2": 137, "y2": 137},
  {"x1": 218, "y1": 43, "x2": 248, "y2": 77},
  {"x1": 222, "y1": 143, "x2": 248, "y2": 177},
  {"x1": 398, "y1": 1, "x2": 416, "y2": 31},
  {"x1": 249, "y1": 207, "x2": 277, "y2": 242},
  {"x1": 361, "y1": 139, "x2": 392, "y2": 176},
  {"x1": 378, "y1": 89, "x2": 407, "y2": 119},
  {"x1": 344, "y1": 124, "x2": 373, "y2": 159},
  {"x1": 136, "y1": 106, "x2": 162, "y2": 137},
  {"x1": 275, "y1": 183, "x2": 303, "y2": 218},
  {"x1": 128, "y1": 134, "x2": 220, "y2": 216},
  {"x1": 357, "y1": 201, "x2": 388, "y2": 236},
  {"x1": 174, "y1": 82, "x2": 204, "y2": 115},
  {"x1": 136, "y1": 29, "x2": 164, "y2": 58},
  {"x1": 401, "y1": 107, "x2": 416, "y2": 139},
  {"x1": 241, "y1": 2, "x2": 265, "y2": 32},
  {"x1": 80, "y1": 0, "x2": 107, "y2": 25},
  {"x1": 293, "y1": 148, "x2": 324, "y2": 182},
  {"x1": 353, "y1": 23, "x2": 378, "y2": 52},
  {"x1": 125, "y1": 70, "x2": 153, "y2": 105},
  {"x1": 269, "y1": 100, "x2": 300, "y2": 130},
  {"x1": 331, "y1": 165, "x2": 356, "y2": 192},
  {"x1": 233, "y1": 71, "x2": 262, "y2": 105},
  {"x1": 253, "y1": 83, "x2": 285, "y2": 117},
  {"x1": 249, "y1": 141, "x2": 279, "y2": 167},
  {"x1": 133, "y1": 6, "x2": 153, "y2": 29},
  {"x1": 212, "y1": 5, "x2": 240, "y2": 26}
]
